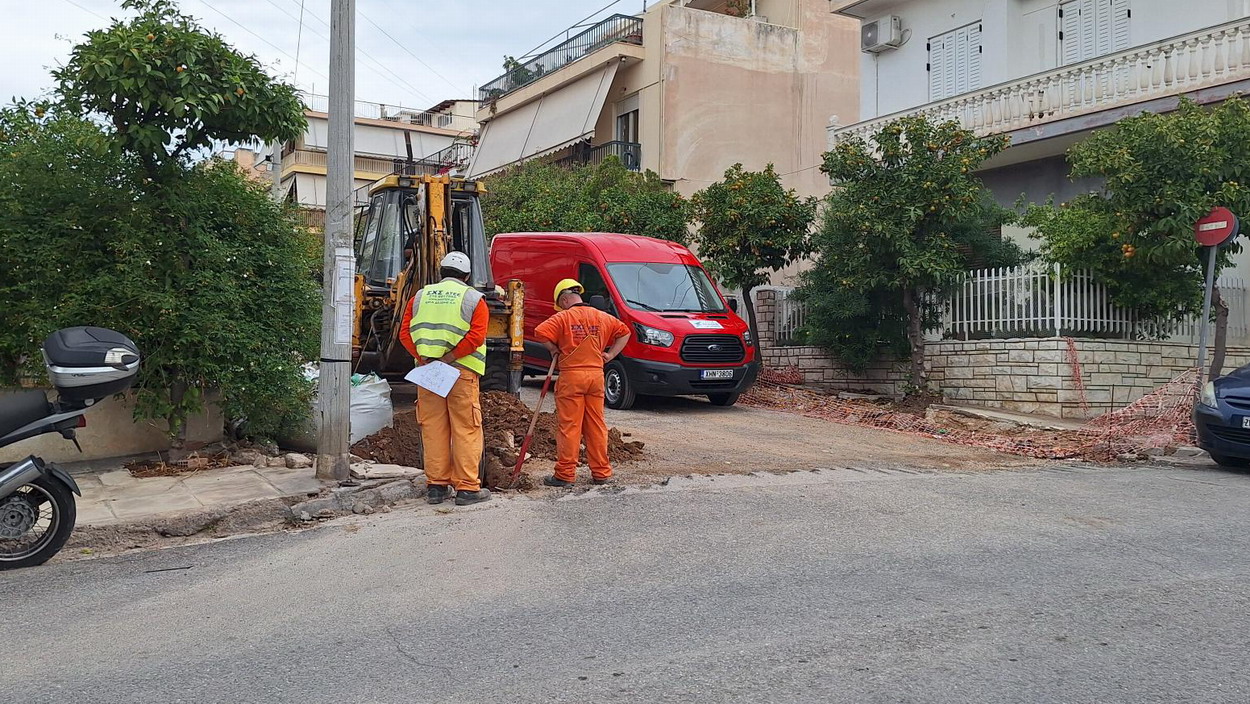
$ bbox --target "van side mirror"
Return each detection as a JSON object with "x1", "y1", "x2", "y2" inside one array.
[{"x1": 727, "y1": 298, "x2": 739, "y2": 313}]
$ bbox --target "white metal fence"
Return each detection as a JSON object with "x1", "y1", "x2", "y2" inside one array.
[{"x1": 759, "y1": 264, "x2": 1250, "y2": 345}]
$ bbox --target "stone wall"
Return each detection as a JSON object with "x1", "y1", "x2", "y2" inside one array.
[
  {"x1": 753, "y1": 289, "x2": 1248, "y2": 419},
  {"x1": 928, "y1": 338, "x2": 1250, "y2": 419}
]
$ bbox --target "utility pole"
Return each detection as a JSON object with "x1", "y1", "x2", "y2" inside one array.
[
  {"x1": 269, "y1": 142, "x2": 283, "y2": 200},
  {"x1": 317, "y1": 0, "x2": 355, "y2": 481}
]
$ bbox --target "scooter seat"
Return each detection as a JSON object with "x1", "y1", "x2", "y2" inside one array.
[{"x1": 0, "y1": 391, "x2": 52, "y2": 440}]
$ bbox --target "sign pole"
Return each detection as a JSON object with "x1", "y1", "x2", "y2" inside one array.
[
  {"x1": 1193, "y1": 206, "x2": 1241, "y2": 386},
  {"x1": 1196, "y1": 245, "x2": 1218, "y2": 386}
]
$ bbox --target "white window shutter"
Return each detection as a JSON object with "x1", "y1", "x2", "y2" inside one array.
[
  {"x1": 966, "y1": 23, "x2": 983, "y2": 93},
  {"x1": 1060, "y1": 0, "x2": 1084, "y2": 66},
  {"x1": 1061, "y1": 0, "x2": 1129, "y2": 65},
  {"x1": 928, "y1": 36, "x2": 945, "y2": 102},
  {"x1": 1111, "y1": 0, "x2": 1131, "y2": 51},
  {"x1": 928, "y1": 22, "x2": 981, "y2": 101}
]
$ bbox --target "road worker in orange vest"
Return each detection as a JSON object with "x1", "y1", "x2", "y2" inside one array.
[
  {"x1": 399, "y1": 252, "x2": 491, "y2": 506},
  {"x1": 534, "y1": 279, "x2": 631, "y2": 487}
]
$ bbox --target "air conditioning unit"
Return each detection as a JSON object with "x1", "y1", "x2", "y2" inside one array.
[{"x1": 862, "y1": 15, "x2": 903, "y2": 53}]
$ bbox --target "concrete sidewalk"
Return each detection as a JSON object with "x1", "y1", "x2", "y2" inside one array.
[{"x1": 70, "y1": 464, "x2": 325, "y2": 527}]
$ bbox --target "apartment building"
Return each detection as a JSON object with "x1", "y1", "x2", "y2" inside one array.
[
  {"x1": 829, "y1": 0, "x2": 1250, "y2": 262},
  {"x1": 263, "y1": 94, "x2": 478, "y2": 228},
  {"x1": 468, "y1": 0, "x2": 859, "y2": 206}
]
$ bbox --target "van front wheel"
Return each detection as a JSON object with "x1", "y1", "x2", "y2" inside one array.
[{"x1": 604, "y1": 361, "x2": 636, "y2": 410}]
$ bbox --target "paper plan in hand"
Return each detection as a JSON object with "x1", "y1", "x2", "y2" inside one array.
[{"x1": 404, "y1": 361, "x2": 460, "y2": 398}]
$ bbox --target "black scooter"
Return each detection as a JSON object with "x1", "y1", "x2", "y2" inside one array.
[{"x1": 0, "y1": 328, "x2": 139, "y2": 569}]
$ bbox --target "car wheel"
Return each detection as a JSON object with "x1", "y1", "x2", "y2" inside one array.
[
  {"x1": 707, "y1": 392, "x2": 740, "y2": 407},
  {"x1": 1210, "y1": 453, "x2": 1250, "y2": 468},
  {"x1": 604, "y1": 361, "x2": 636, "y2": 410}
]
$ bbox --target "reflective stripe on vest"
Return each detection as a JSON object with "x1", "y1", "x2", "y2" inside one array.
[{"x1": 410, "y1": 279, "x2": 487, "y2": 375}]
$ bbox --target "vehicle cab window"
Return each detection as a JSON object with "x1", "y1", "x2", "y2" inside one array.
[{"x1": 578, "y1": 263, "x2": 617, "y2": 315}]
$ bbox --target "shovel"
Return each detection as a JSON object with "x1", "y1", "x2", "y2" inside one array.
[{"x1": 509, "y1": 355, "x2": 558, "y2": 489}]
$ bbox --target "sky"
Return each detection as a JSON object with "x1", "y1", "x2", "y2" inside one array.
[{"x1": 1, "y1": 0, "x2": 651, "y2": 113}]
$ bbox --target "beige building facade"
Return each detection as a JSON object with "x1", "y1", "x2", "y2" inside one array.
[{"x1": 469, "y1": 0, "x2": 859, "y2": 209}]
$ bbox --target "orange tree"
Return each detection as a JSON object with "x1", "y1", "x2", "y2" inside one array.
[
  {"x1": 1024, "y1": 97, "x2": 1250, "y2": 377},
  {"x1": 0, "y1": 0, "x2": 316, "y2": 444},
  {"x1": 799, "y1": 116, "x2": 1020, "y2": 388},
  {"x1": 690, "y1": 164, "x2": 816, "y2": 346}
]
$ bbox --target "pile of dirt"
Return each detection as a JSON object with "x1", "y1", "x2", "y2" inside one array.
[{"x1": 350, "y1": 391, "x2": 645, "y2": 489}]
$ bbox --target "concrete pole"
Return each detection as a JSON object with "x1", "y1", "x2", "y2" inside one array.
[
  {"x1": 317, "y1": 0, "x2": 355, "y2": 481},
  {"x1": 269, "y1": 142, "x2": 283, "y2": 200}
]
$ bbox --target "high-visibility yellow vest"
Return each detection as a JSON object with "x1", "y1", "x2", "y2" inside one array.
[{"x1": 409, "y1": 278, "x2": 487, "y2": 376}]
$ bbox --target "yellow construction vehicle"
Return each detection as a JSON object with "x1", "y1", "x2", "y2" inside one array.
[{"x1": 351, "y1": 173, "x2": 524, "y2": 392}]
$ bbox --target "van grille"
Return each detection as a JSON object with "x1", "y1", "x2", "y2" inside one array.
[{"x1": 680, "y1": 335, "x2": 745, "y2": 364}]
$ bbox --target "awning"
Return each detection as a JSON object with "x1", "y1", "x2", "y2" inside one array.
[
  {"x1": 304, "y1": 118, "x2": 455, "y2": 159},
  {"x1": 468, "y1": 61, "x2": 619, "y2": 178}
]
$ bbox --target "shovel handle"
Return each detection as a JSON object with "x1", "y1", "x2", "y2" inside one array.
[{"x1": 509, "y1": 356, "x2": 558, "y2": 488}]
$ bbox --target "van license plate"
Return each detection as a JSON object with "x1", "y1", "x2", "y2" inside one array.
[
  {"x1": 1242, "y1": 417, "x2": 1250, "y2": 429},
  {"x1": 701, "y1": 370, "x2": 734, "y2": 380}
]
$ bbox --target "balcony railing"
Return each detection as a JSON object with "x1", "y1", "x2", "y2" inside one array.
[
  {"x1": 479, "y1": 15, "x2": 643, "y2": 101},
  {"x1": 299, "y1": 92, "x2": 451, "y2": 128},
  {"x1": 554, "y1": 141, "x2": 641, "y2": 171},
  {"x1": 284, "y1": 149, "x2": 399, "y2": 176},
  {"x1": 831, "y1": 18, "x2": 1250, "y2": 146}
]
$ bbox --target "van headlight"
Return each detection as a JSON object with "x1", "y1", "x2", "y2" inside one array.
[
  {"x1": 1200, "y1": 381, "x2": 1217, "y2": 408},
  {"x1": 634, "y1": 324, "x2": 674, "y2": 347},
  {"x1": 742, "y1": 328, "x2": 752, "y2": 345}
]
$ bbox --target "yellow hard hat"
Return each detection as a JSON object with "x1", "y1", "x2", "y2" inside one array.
[{"x1": 553, "y1": 279, "x2": 584, "y2": 311}]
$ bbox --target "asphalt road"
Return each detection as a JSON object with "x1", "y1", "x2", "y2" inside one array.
[{"x1": 4, "y1": 463, "x2": 1250, "y2": 703}]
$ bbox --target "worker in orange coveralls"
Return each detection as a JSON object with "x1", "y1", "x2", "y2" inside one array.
[
  {"x1": 399, "y1": 252, "x2": 492, "y2": 507},
  {"x1": 534, "y1": 279, "x2": 631, "y2": 487}
]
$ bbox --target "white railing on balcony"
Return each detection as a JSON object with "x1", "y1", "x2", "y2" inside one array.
[
  {"x1": 831, "y1": 18, "x2": 1250, "y2": 146},
  {"x1": 300, "y1": 91, "x2": 445, "y2": 127},
  {"x1": 759, "y1": 264, "x2": 1250, "y2": 346}
]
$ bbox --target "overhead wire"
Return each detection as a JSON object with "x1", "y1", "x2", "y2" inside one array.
[
  {"x1": 189, "y1": 0, "x2": 330, "y2": 83},
  {"x1": 60, "y1": 0, "x2": 108, "y2": 21}
]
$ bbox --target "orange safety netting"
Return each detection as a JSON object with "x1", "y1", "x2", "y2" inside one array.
[{"x1": 743, "y1": 366, "x2": 1199, "y2": 462}]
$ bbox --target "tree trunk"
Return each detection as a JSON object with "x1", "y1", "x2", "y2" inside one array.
[
  {"x1": 1210, "y1": 282, "x2": 1230, "y2": 380},
  {"x1": 166, "y1": 378, "x2": 190, "y2": 460},
  {"x1": 901, "y1": 285, "x2": 928, "y2": 392},
  {"x1": 742, "y1": 285, "x2": 760, "y2": 351}
]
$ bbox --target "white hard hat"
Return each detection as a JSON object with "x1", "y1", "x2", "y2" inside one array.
[{"x1": 440, "y1": 251, "x2": 471, "y2": 275}]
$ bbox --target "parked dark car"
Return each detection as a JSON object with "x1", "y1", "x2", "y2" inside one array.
[{"x1": 1194, "y1": 367, "x2": 1250, "y2": 467}]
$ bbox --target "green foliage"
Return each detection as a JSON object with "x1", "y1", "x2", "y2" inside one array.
[
  {"x1": 0, "y1": 106, "x2": 320, "y2": 439},
  {"x1": 798, "y1": 116, "x2": 1021, "y2": 378},
  {"x1": 54, "y1": 0, "x2": 305, "y2": 172},
  {"x1": 691, "y1": 164, "x2": 816, "y2": 291},
  {"x1": 1027, "y1": 98, "x2": 1250, "y2": 327},
  {"x1": 691, "y1": 164, "x2": 815, "y2": 341},
  {"x1": 482, "y1": 156, "x2": 691, "y2": 243}
]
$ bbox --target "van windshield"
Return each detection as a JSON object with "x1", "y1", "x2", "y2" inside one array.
[{"x1": 607, "y1": 263, "x2": 726, "y2": 313}]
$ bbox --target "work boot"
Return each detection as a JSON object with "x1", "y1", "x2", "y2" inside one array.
[
  {"x1": 591, "y1": 476, "x2": 613, "y2": 485},
  {"x1": 543, "y1": 475, "x2": 574, "y2": 488},
  {"x1": 455, "y1": 488, "x2": 492, "y2": 506},
  {"x1": 426, "y1": 484, "x2": 451, "y2": 505}
]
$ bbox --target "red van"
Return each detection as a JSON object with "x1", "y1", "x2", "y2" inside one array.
[{"x1": 490, "y1": 232, "x2": 759, "y2": 409}]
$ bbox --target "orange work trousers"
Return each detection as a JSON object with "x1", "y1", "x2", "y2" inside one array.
[
  {"x1": 416, "y1": 366, "x2": 483, "y2": 492},
  {"x1": 554, "y1": 369, "x2": 612, "y2": 482}
]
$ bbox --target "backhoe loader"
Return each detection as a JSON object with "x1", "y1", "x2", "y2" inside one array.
[{"x1": 352, "y1": 173, "x2": 524, "y2": 392}]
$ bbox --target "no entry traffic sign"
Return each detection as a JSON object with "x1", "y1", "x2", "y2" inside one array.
[{"x1": 1195, "y1": 206, "x2": 1240, "y2": 247}]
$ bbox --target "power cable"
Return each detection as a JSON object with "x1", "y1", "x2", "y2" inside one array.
[
  {"x1": 189, "y1": 0, "x2": 329, "y2": 82},
  {"x1": 60, "y1": 0, "x2": 108, "y2": 20},
  {"x1": 356, "y1": 10, "x2": 464, "y2": 96}
]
